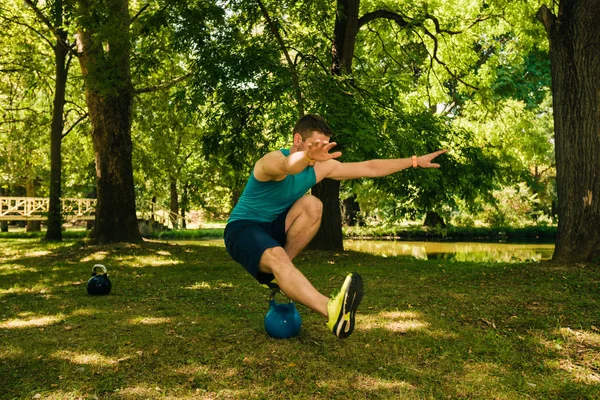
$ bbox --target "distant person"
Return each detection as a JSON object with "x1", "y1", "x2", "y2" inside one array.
[{"x1": 225, "y1": 114, "x2": 447, "y2": 338}]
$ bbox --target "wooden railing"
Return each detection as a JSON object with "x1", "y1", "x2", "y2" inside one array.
[
  {"x1": 138, "y1": 201, "x2": 184, "y2": 230},
  {"x1": 0, "y1": 197, "x2": 95, "y2": 221},
  {"x1": 0, "y1": 196, "x2": 186, "y2": 229}
]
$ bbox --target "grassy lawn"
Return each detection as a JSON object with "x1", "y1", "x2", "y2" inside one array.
[{"x1": 1, "y1": 239, "x2": 599, "y2": 399}]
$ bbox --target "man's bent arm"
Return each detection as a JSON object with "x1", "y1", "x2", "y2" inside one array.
[{"x1": 254, "y1": 150, "x2": 312, "y2": 181}]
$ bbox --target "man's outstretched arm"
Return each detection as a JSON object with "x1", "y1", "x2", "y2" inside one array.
[{"x1": 320, "y1": 150, "x2": 448, "y2": 181}]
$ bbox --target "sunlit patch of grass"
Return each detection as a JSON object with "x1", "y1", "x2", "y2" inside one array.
[
  {"x1": 69, "y1": 308, "x2": 97, "y2": 317},
  {"x1": 0, "y1": 314, "x2": 64, "y2": 329},
  {"x1": 549, "y1": 359, "x2": 600, "y2": 384},
  {"x1": 79, "y1": 251, "x2": 110, "y2": 262},
  {"x1": 116, "y1": 384, "x2": 250, "y2": 399},
  {"x1": 558, "y1": 327, "x2": 600, "y2": 347},
  {"x1": 0, "y1": 345, "x2": 24, "y2": 358},
  {"x1": 118, "y1": 255, "x2": 182, "y2": 267},
  {"x1": 450, "y1": 362, "x2": 512, "y2": 399},
  {"x1": 185, "y1": 281, "x2": 235, "y2": 290},
  {"x1": 129, "y1": 316, "x2": 172, "y2": 325},
  {"x1": 51, "y1": 349, "x2": 119, "y2": 367},
  {"x1": 0, "y1": 263, "x2": 38, "y2": 274},
  {"x1": 27, "y1": 250, "x2": 53, "y2": 258},
  {"x1": 316, "y1": 373, "x2": 415, "y2": 396},
  {"x1": 28, "y1": 390, "x2": 92, "y2": 400},
  {"x1": 347, "y1": 374, "x2": 414, "y2": 391},
  {"x1": 114, "y1": 385, "x2": 163, "y2": 398},
  {"x1": 536, "y1": 327, "x2": 600, "y2": 386},
  {"x1": 358, "y1": 310, "x2": 430, "y2": 333}
]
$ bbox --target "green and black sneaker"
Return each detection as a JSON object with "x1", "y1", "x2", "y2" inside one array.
[{"x1": 326, "y1": 273, "x2": 364, "y2": 339}]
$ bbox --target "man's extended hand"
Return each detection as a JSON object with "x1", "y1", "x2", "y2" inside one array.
[
  {"x1": 306, "y1": 140, "x2": 342, "y2": 162},
  {"x1": 417, "y1": 149, "x2": 448, "y2": 168}
]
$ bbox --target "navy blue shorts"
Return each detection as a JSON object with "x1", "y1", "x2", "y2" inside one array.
[{"x1": 224, "y1": 209, "x2": 289, "y2": 284}]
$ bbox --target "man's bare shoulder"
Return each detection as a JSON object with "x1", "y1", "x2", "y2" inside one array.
[{"x1": 254, "y1": 150, "x2": 287, "y2": 182}]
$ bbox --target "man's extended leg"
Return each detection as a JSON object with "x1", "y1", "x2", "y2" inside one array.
[
  {"x1": 259, "y1": 246, "x2": 329, "y2": 317},
  {"x1": 261, "y1": 195, "x2": 364, "y2": 338},
  {"x1": 259, "y1": 245, "x2": 364, "y2": 339},
  {"x1": 284, "y1": 195, "x2": 322, "y2": 260}
]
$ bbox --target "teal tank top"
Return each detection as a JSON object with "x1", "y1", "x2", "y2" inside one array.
[{"x1": 228, "y1": 149, "x2": 317, "y2": 223}]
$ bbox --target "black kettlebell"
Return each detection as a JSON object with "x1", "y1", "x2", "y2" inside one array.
[{"x1": 87, "y1": 264, "x2": 112, "y2": 295}]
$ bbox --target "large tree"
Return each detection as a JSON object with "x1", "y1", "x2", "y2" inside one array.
[
  {"x1": 537, "y1": 1, "x2": 600, "y2": 262},
  {"x1": 75, "y1": 0, "x2": 141, "y2": 243},
  {"x1": 23, "y1": 0, "x2": 72, "y2": 241}
]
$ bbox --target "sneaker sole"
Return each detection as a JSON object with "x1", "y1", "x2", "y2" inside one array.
[{"x1": 333, "y1": 273, "x2": 364, "y2": 339}]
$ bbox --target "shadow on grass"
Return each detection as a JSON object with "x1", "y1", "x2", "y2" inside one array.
[{"x1": 1, "y1": 239, "x2": 599, "y2": 399}]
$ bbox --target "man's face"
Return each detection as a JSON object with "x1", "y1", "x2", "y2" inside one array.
[{"x1": 296, "y1": 130, "x2": 330, "y2": 151}]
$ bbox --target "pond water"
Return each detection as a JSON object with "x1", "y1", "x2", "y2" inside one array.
[
  {"x1": 167, "y1": 239, "x2": 555, "y2": 263},
  {"x1": 344, "y1": 240, "x2": 554, "y2": 262}
]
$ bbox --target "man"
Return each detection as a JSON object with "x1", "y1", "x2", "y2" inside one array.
[{"x1": 225, "y1": 114, "x2": 447, "y2": 338}]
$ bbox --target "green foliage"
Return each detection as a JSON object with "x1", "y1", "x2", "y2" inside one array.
[
  {"x1": 1, "y1": 0, "x2": 558, "y2": 229},
  {"x1": 0, "y1": 0, "x2": 92, "y2": 198}
]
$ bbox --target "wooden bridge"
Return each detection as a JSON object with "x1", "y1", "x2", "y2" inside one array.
[{"x1": 0, "y1": 196, "x2": 184, "y2": 229}]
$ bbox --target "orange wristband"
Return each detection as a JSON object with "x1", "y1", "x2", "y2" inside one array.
[
  {"x1": 305, "y1": 152, "x2": 315, "y2": 163},
  {"x1": 412, "y1": 155, "x2": 418, "y2": 168}
]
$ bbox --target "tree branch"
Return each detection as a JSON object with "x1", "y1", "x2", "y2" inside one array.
[
  {"x1": 0, "y1": 14, "x2": 54, "y2": 49},
  {"x1": 62, "y1": 113, "x2": 89, "y2": 139},
  {"x1": 22, "y1": 0, "x2": 78, "y2": 57},
  {"x1": 131, "y1": 3, "x2": 150, "y2": 24},
  {"x1": 256, "y1": 0, "x2": 304, "y2": 116},
  {"x1": 358, "y1": 10, "x2": 410, "y2": 30},
  {"x1": 421, "y1": 25, "x2": 479, "y2": 91},
  {"x1": 536, "y1": 5, "x2": 556, "y2": 34},
  {"x1": 134, "y1": 72, "x2": 193, "y2": 94},
  {"x1": 357, "y1": 9, "x2": 481, "y2": 91}
]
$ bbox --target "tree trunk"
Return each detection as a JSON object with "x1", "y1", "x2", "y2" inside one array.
[
  {"x1": 308, "y1": 179, "x2": 344, "y2": 251},
  {"x1": 310, "y1": 0, "x2": 361, "y2": 251},
  {"x1": 170, "y1": 178, "x2": 179, "y2": 228},
  {"x1": 25, "y1": 181, "x2": 41, "y2": 232},
  {"x1": 45, "y1": 7, "x2": 68, "y2": 242},
  {"x1": 342, "y1": 194, "x2": 361, "y2": 226},
  {"x1": 77, "y1": 0, "x2": 141, "y2": 243},
  {"x1": 424, "y1": 211, "x2": 446, "y2": 228},
  {"x1": 0, "y1": 187, "x2": 7, "y2": 232},
  {"x1": 537, "y1": 2, "x2": 600, "y2": 262},
  {"x1": 332, "y1": 0, "x2": 360, "y2": 75},
  {"x1": 181, "y1": 182, "x2": 189, "y2": 229}
]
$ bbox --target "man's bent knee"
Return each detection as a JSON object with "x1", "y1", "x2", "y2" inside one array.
[
  {"x1": 295, "y1": 195, "x2": 323, "y2": 223},
  {"x1": 304, "y1": 195, "x2": 323, "y2": 214},
  {"x1": 259, "y1": 246, "x2": 291, "y2": 274}
]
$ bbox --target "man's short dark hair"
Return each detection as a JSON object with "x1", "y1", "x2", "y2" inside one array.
[{"x1": 293, "y1": 114, "x2": 333, "y2": 140}]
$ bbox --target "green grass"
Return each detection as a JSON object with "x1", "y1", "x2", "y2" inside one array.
[{"x1": 1, "y1": 239, "x2": 599, "y2": 399}]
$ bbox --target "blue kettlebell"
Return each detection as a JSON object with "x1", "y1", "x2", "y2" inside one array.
[
  {"x1": 87, "y1": 264, "x2": 112, "y2": 295},
  {"x1": 264, "y1": 289, "x2": 302, "y2": 339}
]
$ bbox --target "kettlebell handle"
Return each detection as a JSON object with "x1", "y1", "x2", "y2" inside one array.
[
  {"x1": 270, "y1": 288, "x2": 293, "y2": 303},
  {"x1": 92, "y1": 264, "x2": 108, "y2": 275}
]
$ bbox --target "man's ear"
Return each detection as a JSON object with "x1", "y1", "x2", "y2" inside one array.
[{"x1": 293, "y1": 132, "x2": 302, "y2": 146}]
